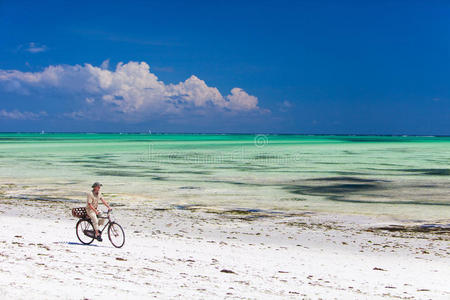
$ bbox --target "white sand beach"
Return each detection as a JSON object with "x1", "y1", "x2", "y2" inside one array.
[{"x1": 0, "y1": 198, "x2": 449, "y2": 299}]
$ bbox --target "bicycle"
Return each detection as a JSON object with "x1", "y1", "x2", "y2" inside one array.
[{"x1": 72, "y1": 207, "x2": 125, "y2": 248}]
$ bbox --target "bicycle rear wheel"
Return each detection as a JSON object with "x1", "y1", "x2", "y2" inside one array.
[
  {"x1": 76, "y1": 219, "x2": 95, "y2": 245},
  {"x1": 108, "y1": 222, "x2": 125, "y2": 248}
]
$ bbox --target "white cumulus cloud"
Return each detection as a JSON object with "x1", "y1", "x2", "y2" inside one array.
[
  {"x1": 226, "y1": 88, "x2": 258, "y2": 111},
  {"x1": 0, "y1": 61, "x2": 265, "y2": 120}
]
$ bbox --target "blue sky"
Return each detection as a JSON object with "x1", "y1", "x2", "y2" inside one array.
[{"x1": 0, "y1": 0, "x2": 449, "y2": 134}]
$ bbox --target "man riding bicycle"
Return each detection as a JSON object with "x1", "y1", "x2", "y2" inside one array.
[{"x1": 86, "y1": 182, "x2": 112, "y2": 241}]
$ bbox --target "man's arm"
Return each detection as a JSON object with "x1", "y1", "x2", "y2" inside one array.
[
  {"x1": 100, "y1": 195, "x2": 111, "y2": 210},
  {"x1": 88, "y1": 203, "x2": 100, "y2": 215}
]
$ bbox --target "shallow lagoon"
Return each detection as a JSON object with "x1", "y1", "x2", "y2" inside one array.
[{"x1": 0, "y1": 133, "x2": 449, "y2": 222}]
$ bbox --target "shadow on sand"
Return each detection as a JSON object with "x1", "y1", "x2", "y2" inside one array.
[{"x1": 53, "y1": 241, "x2": 109, "y2": 248}]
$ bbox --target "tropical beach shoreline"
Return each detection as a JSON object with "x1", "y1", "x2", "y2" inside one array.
[{"x1": 0, "y1": 195, "x2": 449, "y2": 299}]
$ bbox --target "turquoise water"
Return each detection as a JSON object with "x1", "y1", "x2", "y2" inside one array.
[{"x1": 0, "y1": 133, "x2": 449, "y2": 222}]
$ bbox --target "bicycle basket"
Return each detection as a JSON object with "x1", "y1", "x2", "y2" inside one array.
[{"x1": 72, "y1": 207, "x2": 87, "y2": 218}]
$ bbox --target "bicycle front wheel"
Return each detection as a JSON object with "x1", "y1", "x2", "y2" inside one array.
[
  {"x1": 76, "y1": 219, "x2": 95, "y2": 245},
  {"x1": 108, "y1": 222, "x2": 125, "y2": 248}
]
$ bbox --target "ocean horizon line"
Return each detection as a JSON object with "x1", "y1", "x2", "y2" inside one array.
[{"x1": 0, "y1": 131, "x2": 449, "y2": 137}]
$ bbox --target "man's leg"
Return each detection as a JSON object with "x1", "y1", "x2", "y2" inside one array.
[
  {"x1": 98, "y1": 217, "x2": 105, "y2": 229},
  {"x1": 87, "y1": 210, "x2": 100, "y2": 236}
]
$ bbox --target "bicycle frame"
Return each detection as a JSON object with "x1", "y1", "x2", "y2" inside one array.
[
  {"x1": 98, "y1": 218, "x2": 111, "y2": 234},
  {"x1": 85, "y1": 212, "x2": 113, "y2": 234}
]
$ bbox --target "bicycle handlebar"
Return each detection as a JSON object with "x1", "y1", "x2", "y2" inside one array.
[{"x1": 98, "y1": 210, "x2": 112, "y2": 219}]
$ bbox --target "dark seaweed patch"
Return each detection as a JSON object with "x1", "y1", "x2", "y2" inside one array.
[
  {"x1": 335, "y1": 171, "x2": 370, "y2": 176},
  {"x1": 285, "y1": 176, "x2": 450, "y2": 206},
  {"x1": 287, "y1": 183, "x2": 381, "y2": 196},
  {"x1": 173, "y1": 204, "x2": 205, "y2": 211},
  {"x1": 327, "y1": 196, "x2": 450, "y2": 206},
  {"x1": 342, "y1": 150, "x2": 358, "y2": 154},
  {"x1": 402, "y1": 169, "x2": 450, "y2": 176},
  {"x1": 82, "y1": 164, "x2": 99, "y2": 168},
  {"x1": 280, "y1": 197, "x2": 307, "y2": 201},
  {"x1": 86, "y1": 154, "x2": 117, "y2": 160},
  {"x1": 95, "y1": 170, "x2": 145, "y2": 177},
  {"x1": 307, "y1": 177, "x2": 388, "y2": 183},
  {"x1": 253, "y1": 154, "x2": 278, "y2": 159},
  {"x1": 178, "y1": 170, "x2": 211, "y2": 175},
  {"x1": 284, "y1": 177, "x2": 395, "y2": 205},
  {"x1": 369, "y1": 224, "x2": 450, "y2": 233},
  {"x1": 5, "y1": 195, "x2": 82, "y2": 203},
  {"x1": 223, "y1": 209, "x2": 257, "y2": 215},
  {"x1": 68, "y1": 159, "x2": 99, "y2": 163},
  {"x1": 175, "y1": 179, "x2": 264, "y2": 187}
]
